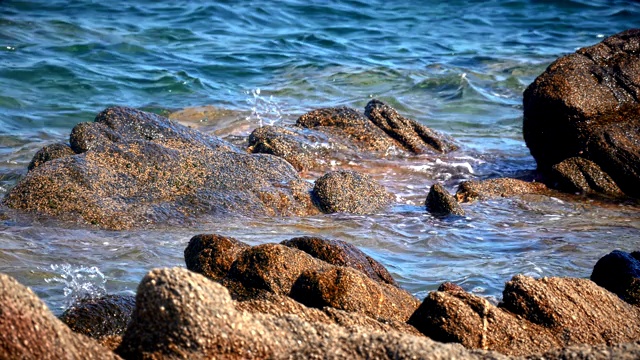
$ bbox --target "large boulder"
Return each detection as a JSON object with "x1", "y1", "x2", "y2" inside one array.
[
  {"x1": 117, "y1": 267, "x2": 504, "y2": 360},
  {"x1": 0, "y1": 273, "x2": 120, "y2": 359},
  {"x1": 456, "y1": 178, "x2": 549, "y2": 202},
  {"x1": 184, "y1": 234, "x2": 250, "y2": 281},
  {"x1": 591, "y1": 250, "x2": 640, "y2": 305},
  {"x1": 523, "y1": 29, "x2": 640, "y2": 197},
  {"x1": 408, "y1": 275, "x2": 640, "y2": 356},
  {"x1": 3, "y1": 107, "x2": 322, "y2": 229}
]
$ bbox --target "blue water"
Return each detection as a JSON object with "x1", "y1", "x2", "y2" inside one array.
[{"x1": 1, "y1": 0, "x2": 639, "y2": 313}]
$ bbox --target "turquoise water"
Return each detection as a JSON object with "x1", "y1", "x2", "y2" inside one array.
[{"x1": 1, "y1": 0, "x2": 639, "y2": 313}]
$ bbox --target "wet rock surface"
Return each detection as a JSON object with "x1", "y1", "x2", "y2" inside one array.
[
  {"x1": 591, "y1": 250, "x2": 640, "y2": 305},
  {"x1": 290, "y1": 266, "x2": 420, "y2": 322},
  {"x1": 249, "y1": 100, "x2": 458, "y2": 172},
  {"x1": 313, "y1": 170, "x2": 391, "y2": 214},
  {"x1": 409, "y1": 274, "x2": 640, "y2": 356},
  {"x1": 184, "y1": 233, "x2": 250, "y2": 281},
  {"x1": 523, "y1": 29, "x2": 640, "y2": 197},
  {"x1": 3, "y1": 106, "x2": 322, "y2": 229},
  {"x1": 117, "y1": 267, "x2": 504, "y2": 360},
  {"x1": 426, "y1": 183, "x2": 465, "y2": 216},
  {"x1": 364, "y1": 99, "x2": 458, "y2": 154},
  {"x1": 59, "y1": 294, "x2": 135, "y2": 350},
  {"x1": 27, "y1": 143, "x2": 75, "y2": 171},
  {"x1": 456, "y1": 178, "x2": 549, "y2": 202},
  {"x1": 0, "y1": 273, "x2": 120, "y2": 360},
  {"x1": 551, "y1": 157, "x2": 624, "y2": 197},
  {"x1": 281, "y1": 236, "x2": 397, "y2": 286}
]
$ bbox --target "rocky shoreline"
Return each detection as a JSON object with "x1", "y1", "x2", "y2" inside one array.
[{"x1": 1, "y1": 29, "x2": 640, "y2": 359}]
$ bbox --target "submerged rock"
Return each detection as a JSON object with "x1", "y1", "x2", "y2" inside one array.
[
  {"x1": 59, "y1": 295, "x2": 136, "y2": 351},
  {"x1": 456, "y1": 178, "x2": 549, "y2": 202},
  {"x1": 117, "y1": 267, "x2": 503, "y2": 360},
  {"x1": 281, "y1": 236, "x2": 397, "y2": 286},
  {"x1": 0, "y1": 273, "x2": 120, "y2": 359},
  {"x1": 409, "y1": 275, "x2": 640, "y2": 356},
  {"x1": 591, "y1": 250, "x2": 640, "y2": 305},
  {"x1": 523, "y1": 29, "x2": 640, "y2": 197},
  {"x1": 4, "y1": 106, "x2": 322, "y2": 229},
  {"x1": 426, "y1": 183, "x2": 465, "y2": 216},
  {"x1": 551, "y1": 157, "x2": 624, "y2": 197},
  {"x1": 313, "y1": 170, "x2": 391, "y2": 214}
]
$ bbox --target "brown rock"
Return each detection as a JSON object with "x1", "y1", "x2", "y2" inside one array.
[
  {"x1": 313, "y1": 170, "x2": 391, "y2": 214},
  {"x1": 0, "y1": 273, "x2": 120, "y2": 359},
  {"x1": 364, "y1": 99, "x2": 458, "y2": 154},
  {"x1": 59, "y1": 294, "x2": 135, "y2": 350},
  {"x1": 297, "y1": 106, "x2": 399, "y2": 152},
  {"x1": 118, "y1": 267, "x2": 501, "y2": 360},
  {"x1": 409, "y1": 275, "x2": 640, "y2": 356},
  {"x1": 523, "y1": 29, "x2": 640, "y2": 197},
  {"x1": 408, "y1": 289, "x2": 560, "y2": 355},
  {"x1": 426, "y1": 183, "x2": 465, "y2": 216},
  {"x1": 184, "y1": 234, "x2": 249, "y2": 281},
  {"x1": 248, "y1": 125, "x2": 332, "y2": 172},
  {"x1": 290, "y1": 266, "x2": 420, "y2": 322},
  {"x1": 4, "y1": 106, "x2": 322, "y2": 229},
  {"x1": 527, "y1": 342, "x2": 640, "y2": 360},
  {"x1": 551, "y1": 157, "x2": 624, "y2": 197},
  {"x1": 225, "y1": 243, "x2": 331, "y2": 297},
  {"x1": 438, "y1": 282, "x2": 465, "y2": 292},
  {"x1": 281, "y1": 236, "x2": 397, "y2": 286},
  {"x1": 456, "y1": 178, "x2": 549, "y2": 202},
  {"x1": 27, "y1": 143, "x2": 76, "y2": 171}
]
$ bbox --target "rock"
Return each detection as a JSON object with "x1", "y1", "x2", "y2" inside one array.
[
  {"x1": 313, "y1": 170, "x2": 391, "y2": 214},
  {"x1": 297, "y1": 105, "x2": 399, "y2": 152},
  {"x1": 59, "y1": 295, "x2": 135, "y2": 351},
  {"x1": 523, "y1": 29, "x2": 640, "y2": 197},
  {"x1": 591, "y1": 250, "x2": 640, "y2": 305},
  {"x1": 426, "y1": 183, "x2": 465, "y2": 216},
  {"x1": 281, "y1": 236, "x2": 397, "y2": 286},
  {"x1": 118, "y1": 267, "x2": 503, "y2": 360},
  {"x1": 4, "y1": 106, "x2": 322, "y2": 229},
  {"x1": 501, "y1": 275, "x2": 640, "y2": 345},
  {"x1": 290, "y1": 266, "x2": 420, "y2": 322},
  {"x1": 225, "y1": 243, "x2": 331, "y2": 297},
  {"x1": 184, "y1": 234, "x2": 250, "y2": 281},
  {"x1": 364, "y1": 99, "x2": 458, "y2": 154},
  {"x1": 0, "y1": 272, "x2": 120, "y2": 359},
  {"x1": 456, "y1": 178, "x2": 549, "y2": 202},
  {"x1": 408, "y1": 275, "x2": 640, "y2": 356},
  {"x1": 438, "y1": 282, "x2": 465, "y2": 292},
  {"x1": 408, "y1": 289, "x2": 561, "y2": 355},
  {"x1": 526, "y1": 342, "x2": 640, "y2": 360},
  {"x1": 248, "y1": 125, "x2": 333, "y2": 172},
  {"x1": 27, "y1": 143, "x2": 76, "y2": 171},
  {"x1": 550, "y1": 157, "x2": 624, "y2": 197}
]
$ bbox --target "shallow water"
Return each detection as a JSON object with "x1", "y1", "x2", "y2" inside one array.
[{"x1": 1, "y1": 0, "x2": 639, "y2": 314}]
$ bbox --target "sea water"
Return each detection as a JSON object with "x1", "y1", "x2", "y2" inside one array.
[{"x1": 1, "y1": 0, "x2": 639, "y2": 313}]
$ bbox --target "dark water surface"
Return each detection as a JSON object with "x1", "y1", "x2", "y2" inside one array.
[{"x1": 1, "y1": 0, "x2": 639, "y2": 313}]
